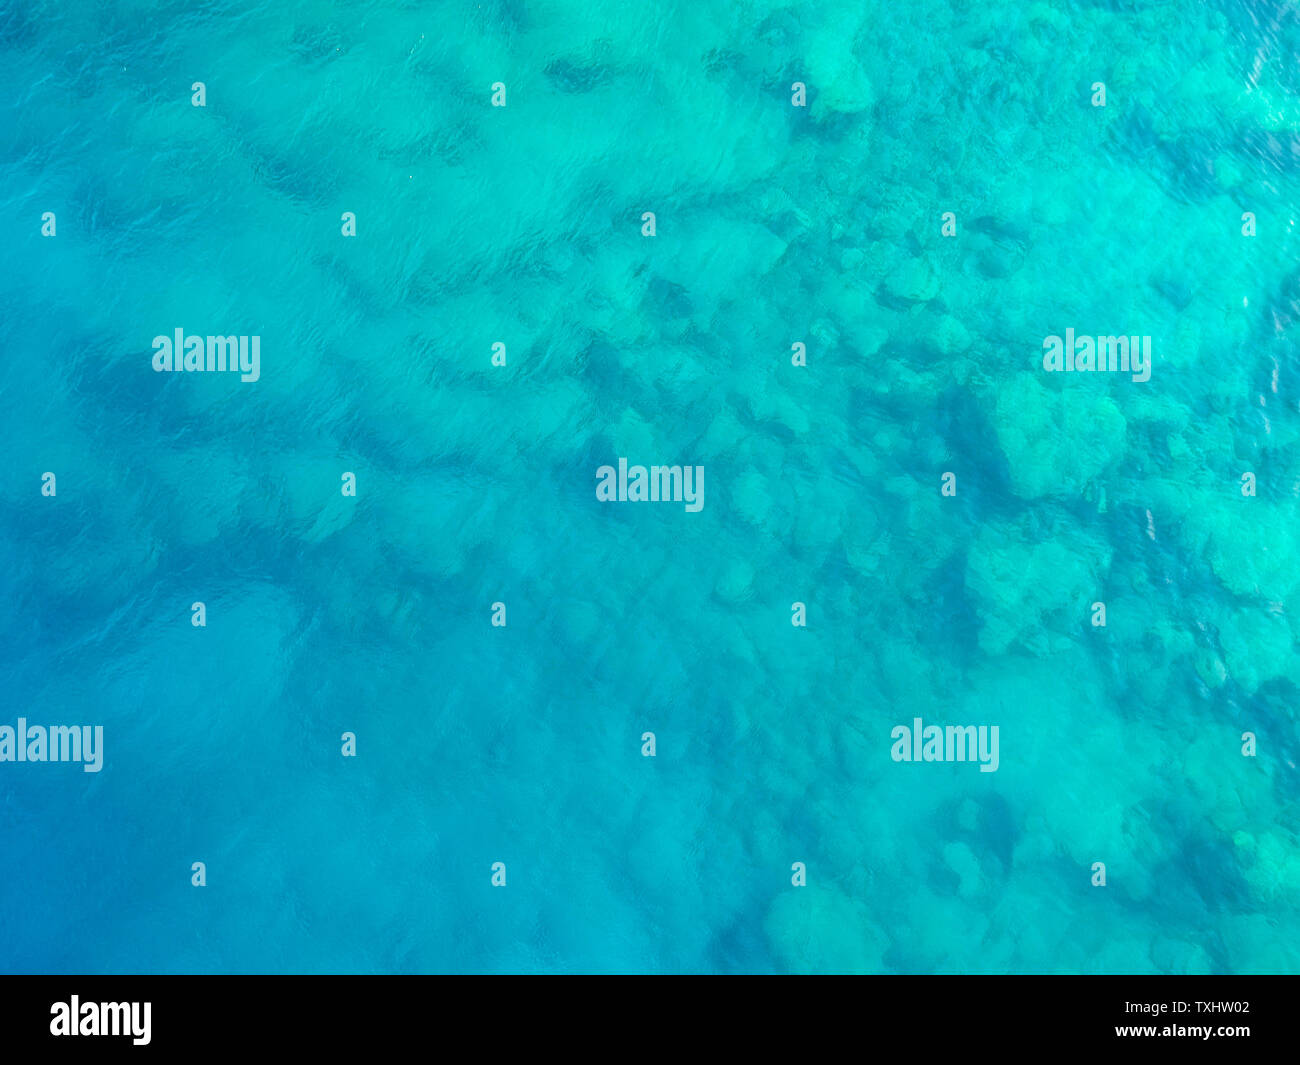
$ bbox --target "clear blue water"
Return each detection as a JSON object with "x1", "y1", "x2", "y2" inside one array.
[{"x1": 1, "y1": 0, "x2": 1299, "y2": 973}]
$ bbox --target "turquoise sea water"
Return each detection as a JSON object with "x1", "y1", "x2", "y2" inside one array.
[{"x1": 1, "y1": 0, "x2": 1299, "y2": 973}]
